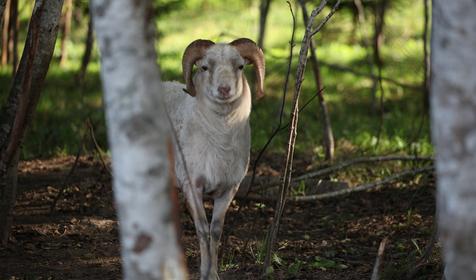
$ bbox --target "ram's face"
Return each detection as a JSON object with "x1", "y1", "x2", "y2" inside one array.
[{"x1": 194, "y1": 45, "x2": 246, "y2": 104}]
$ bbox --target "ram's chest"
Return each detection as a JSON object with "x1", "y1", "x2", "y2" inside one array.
[{"x1": 177, "y1": 123, "x2": 250, "y2": 194}]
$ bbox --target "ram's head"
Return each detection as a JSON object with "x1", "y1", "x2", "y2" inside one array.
[{"x1": 182, "y1": 38, "x2": 265, "y2": 103}]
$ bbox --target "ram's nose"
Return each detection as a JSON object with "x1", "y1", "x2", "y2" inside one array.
[{"x1": 218, "y1": 85, "x2": 231, "y2": 99}]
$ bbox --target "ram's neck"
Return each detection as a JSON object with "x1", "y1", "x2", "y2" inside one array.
[{"x1": 196, "y1": 78, "x2": 252, "y2": 130}]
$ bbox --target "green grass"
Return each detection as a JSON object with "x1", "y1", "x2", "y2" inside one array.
[{"x1": 0, "y1": 0, "x2": 432, "y2": 160}]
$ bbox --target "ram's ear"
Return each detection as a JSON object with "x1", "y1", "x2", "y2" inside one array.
[
  {"x1": 182, "y1": 39, "x2": 215, "y2": 97},
  {"x1": 229, "y1": 38, "x2": 265, "y2": 98}
]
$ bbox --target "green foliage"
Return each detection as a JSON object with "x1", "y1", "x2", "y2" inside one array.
[
  {"x1": 287, "y1": 258, "x2": 306, "y2": 276},
  {"x1": 0, "y1": 0, "x2": 432, "y2": 159}
]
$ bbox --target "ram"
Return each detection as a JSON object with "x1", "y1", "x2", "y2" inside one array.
[{"x1": 162, "y1": 38, "x2": 265, "y2": 279}]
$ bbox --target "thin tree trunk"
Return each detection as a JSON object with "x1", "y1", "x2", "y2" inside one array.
[
  {"x1": 257, "y1": 0, "x2": 271, "y2": 50},
  {"x1": 373, "y1": 0, "x2": 388, "y2": 147},
  {"x1": 299, "y1": 0, "x2": 335, "y2": 161},
  {"x1": 0, "y1": 0, "x2": 5, "y2": 71},
  {"x1": 7, "y1": 0, "x2": 17, "y2": 72},
  {"x1": 0, "y1": 0, "x2": 64, "y2": 245},
  {"x1": 1, "y1": 0, "x2": 10, "y2": 66},
  {"x1": 431, "y1": 1, "x2": 476, "y2": 279},
  {"x1": 0, "y1": 0, "x2": 6, "y2": 22},
  {"x1": 59, "y1": 0, "x2": 72, "y2": 67},
  {"x1": 76, "y1": 9, "x2": 93, "y2": 85},
  {"x1": 91, "y1": 0, "x2": 187, "y2": 279},
  {"x1": 422, "y1": 0, "x2": 430, "y2": 112}
]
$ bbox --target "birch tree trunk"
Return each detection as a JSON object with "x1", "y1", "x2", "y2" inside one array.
[
  {"x1": 431, "y1": 1, "x2": 476, "y2": 279},
  {"x1": 0, "y1": 0, "x2": 63, "y2": 244},
  {"x1": 91, "y1": 0, "x2": 187, "y2": 279}
]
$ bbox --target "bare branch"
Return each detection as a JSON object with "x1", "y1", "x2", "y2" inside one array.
[
  {"x1": 290, "y1": 166, "x2": 433, "y2": 202},
  {"x1": 319, "y1": 60, "x2": 421, "y2": 91},
  {"x1": 294, "y1": 155, "x2": 433, "y2": 182},
  {"x1": 263, "y1": 0, "x2": 339, "y2": 273},
  {"x1": 310, "y1": 0, "x2": 341, "y2": 37},
  {"x1": 299, "y1": 0, "x2": 335, "y2": 161},
  {"x1": 371, "y1": 237, "x2": 389, "y2": 280},
  {"x1": 246, "y1": 1, "x2": 296, "y2": 197},
  {"x1": 241, "y1": 166, "x2": 433, "y2": 202}
]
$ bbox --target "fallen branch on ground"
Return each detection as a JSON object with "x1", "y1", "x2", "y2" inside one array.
[
  {"x1": 371, "y1": 237, "x2": 389, "y2": 280},
  {"x1": 294, "y1": 155, "x2": 433, "y2": 182},
  {"x1": 239, "y1": 166, "x2": 433, "y2": 202},
  {"x1": 241, "y1": 155, "x2": 433, "y2": 193},
  {"x1": 290, "y1": 166, "x2": 433, "y2": 202}
]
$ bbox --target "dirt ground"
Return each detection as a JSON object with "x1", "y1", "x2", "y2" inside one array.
[{"x1": 0, "y1": 156, "x2": 442, "y2": 279}]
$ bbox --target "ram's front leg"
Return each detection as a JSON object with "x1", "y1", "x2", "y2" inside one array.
[
  {"x1": 209, "y1": 185, "x2": 239, "y2": 279},
  {"x1": 183, "y1": 184, "x2": 212, "y2": 280}
]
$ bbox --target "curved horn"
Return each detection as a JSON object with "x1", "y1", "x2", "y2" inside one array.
[
  {"x1": 182, "y1": 39, "x2": 215, "y2": 97},
  {"x1": 229, "y1": 38, "x2": 265, "y2": 98}
]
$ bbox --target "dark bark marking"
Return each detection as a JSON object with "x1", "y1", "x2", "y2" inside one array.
[
  {"x1": 440, "y1": 37, "x2": 449, "y2": 49},
  {"x1": 132, "y1": 0, "x2": 141, "y2": 8},
  {"x1": 120, "y1": 114, "x2": 155, "y2": 143},
  {"x1": 146, "y1": 164, "x2": 165, "y2": 177},
  {"x1": 132, "y1": 232, "x2": 153, "y2": 254},
  {"x1": 101, "y1": 36, "x2": 111, "y2": 58},
  {"x1": 93, "y1": 0, "x2": 111, "y2": 18}
]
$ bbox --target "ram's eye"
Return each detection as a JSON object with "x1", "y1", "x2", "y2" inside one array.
[
  {"x1": 238, "y1": 65, "x2": 244, "y2": 70},
  {"x1": 201, "y1": 66, "x2": 208, "y2": 71}
]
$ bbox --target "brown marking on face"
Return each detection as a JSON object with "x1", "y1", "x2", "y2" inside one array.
[
  {"x1": 207, "y1": 59, "x2": 216, "y2": 85},
  {"x1": 132, "y1": 232, "x2": 153, "y2": 254}
]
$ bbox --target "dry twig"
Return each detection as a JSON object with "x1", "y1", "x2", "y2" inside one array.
[
  {"x1": 87, "y1": 119, "x2": 112, "y2": 175},
  {"x1": 371, "y1": 237, "x2": 389, "y2": 280},
  {"x1": 290, "y1": 166, "x2": 433, "y2": 202},
  {"x1": 49, "y1": 132, "x2": 85, "y2": 212},
  {"x1": 241, "y1": 165, "x2": 433, "y2": 202},
  {"x1": 242, "y1": 155, "x2": 432, "y2": 193},
  {"x1": 294, "y1": 155, "x2": 432, "y2": 182}
]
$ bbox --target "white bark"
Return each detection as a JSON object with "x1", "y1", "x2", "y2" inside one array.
[
  {"x1": 91, "y1": 1, "x2": 187, "y2": 279},
  {"x1": 431, "y1": 1, "x2": 476, "y2": 279}
]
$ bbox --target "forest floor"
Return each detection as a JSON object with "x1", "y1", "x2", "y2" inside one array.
[{"x1": 0, "y1": 155, "x2": 442, "y2": 280}]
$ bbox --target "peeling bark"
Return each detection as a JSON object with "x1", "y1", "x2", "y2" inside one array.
[
  {"x1": 431, "y1": 1, "x2": 476, "y2": 279},
  {"x1": 0, "y1": 0, "x2": 64, "y2": 244},
  {"x1": 91, "y1": 0, "x2": 187, "y2": 279}
]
